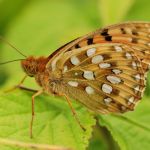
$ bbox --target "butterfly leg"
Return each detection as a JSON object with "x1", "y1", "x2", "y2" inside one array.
[
  {"x1": 63, "y1": 94, "x2": 86, "y2": 132},
  {"x1": 4, "y1": 75, "x2": 28, "y2": 92},
  {"x1": 5, "y1": 75, "x2": 38, "y2": 93},
  {"x1": 30, "y1": 89, "x2": 43, "y2": 138},
  {"x1": 17, "y1": 85, "x2": 38, "y2": 93}
]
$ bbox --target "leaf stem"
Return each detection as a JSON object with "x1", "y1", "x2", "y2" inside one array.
[{"x1": 0, "y1": 137, "x2": 71, "y2": 150}]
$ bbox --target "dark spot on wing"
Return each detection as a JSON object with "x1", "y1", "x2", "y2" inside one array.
[
  {"x1": 101, "y1": 29, "x2": 109, "y2": 36},
  {"x1": 132, "y1": 38, "x2": 138, "y2": 43},
  {"x1": 132, "y1": 30, "x2": 138, "y2": 35},
  {"x1": 87, "y1": 38, "x2": 93, "y2": 45},
  {"x1": 121, "y1": 28, "x2": 126, "y2": 34},
  {"x1": 113, "y1": 88, "x2": 120, "y2": 95},
  {"x1": 75, "y1": 44, "x2": 80, "y2": 48},
  {"x1": 105, "y1": 36, "x2": 112, "y2": 41}
]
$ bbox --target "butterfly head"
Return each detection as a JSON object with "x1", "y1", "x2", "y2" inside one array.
[{"x1": 21, "y1": 56, "x2": 49, "y2": 77}]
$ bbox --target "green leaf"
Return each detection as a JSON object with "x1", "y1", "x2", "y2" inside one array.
[
  {"x1": 0, "y1": 0, "x2": 28, "y2": 34},
  {"x1": 98, "y1": 0, "x2": 135, "y2": 25},
  {"x1": 125, "y1": 0, "x2": 150, "y2": 20},
  {"x1": 0, "y1": 90, "x2": 95, "y2": 150},
  {"x1": 0, "y1": 0, "x2": 28, "y2": 86},
  {"x1": 0, "y1": 137, "x2": 71, "y2": 150},
  {"x1": 98, "y1": 97, "x2": 150, "y2": 150}
]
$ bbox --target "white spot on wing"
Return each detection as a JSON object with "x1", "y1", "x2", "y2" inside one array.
[
  {"x1": 114, "y1": 46, "x2": 123, "y2": 52},
  {"x1": 135, "y1": 74, "x2": 141, "y2": 81},
  {"x1": 134, "y1": 85, "x2": 140, "y2": 94},
  {"x1": 92, "y1": 55, "x2": 104, "y2": 64},
  {"x1": 75, "y1": 72, "x2": 78, "y2": 76},
  {"x1": 112, "y1": 69, "x2": 122, "y2": 74},
  {"x1": 68, "y1": 81, "x2": 78, "y2": 87},
  {"x1": 121, "y1": 106, "x2": 126, "y2": 111},
  {"x1": 104, "y1": 97, "x2": 112, "y2": 105},
  {"x1": 83, "y1": 71, "x2": 94, "y2": 80},
  {"x1": 106, "y1": 75, "x2": 122, "y2": 84},
  {"x1": 128, "y1": 96, "x2": 135, "y2": 105},
  {"x1": 87, "y1": 48, "x2": 96, "y2": 56},
  {"x1": 126, "y1": 52, "x2": 132, "y2": 59},
  {"x1": 102, "y1": 84, "x2": 112, "y2": 94},
  {"x1": 85, "y1": 86, "x2": 94, "y2": 94},
  {"x1": 99, "y1": 63, "x2": 111, "y2": 68},
  {"x1": 132, "y1": 61, "x2": 137, "y2": 69},
  {"x1": 70, "y1": 56, "x2": 80, "y2": 65},
  {"x1": 63, "y1": 66, "x2": 68, "y2": 73}
]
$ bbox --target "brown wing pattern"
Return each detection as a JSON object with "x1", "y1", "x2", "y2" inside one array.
[
  {"x1": 47, "y1": 22, "x2": 150, "y2": 113},
  {"x1": 47, "y1": 22, "x2": 150, "y2": 72},
  {"x1": 54, "y1": 43, "x2": 145, "y2": 113}
]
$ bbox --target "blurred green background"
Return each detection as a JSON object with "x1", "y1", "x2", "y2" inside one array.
[{"x1": 0, "y1": 0, "x2": 150, "y2": 150}]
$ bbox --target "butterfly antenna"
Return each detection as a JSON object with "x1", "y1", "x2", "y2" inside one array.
[
  {"x1": 0, "y1": 59, "x2": 25, "y2": 65},
  {"x1": 0, "y1": 36, "x2": 27, "y2": 58}
]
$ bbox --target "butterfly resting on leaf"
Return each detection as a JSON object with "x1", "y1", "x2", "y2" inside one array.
[{"x1": 4, "y1": 22, "x2": 150, "y2": 138}]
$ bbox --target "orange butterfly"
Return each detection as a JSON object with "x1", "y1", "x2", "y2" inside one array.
[{"x1": 4, "y1": 22, "x2": 150, "y2": 137}]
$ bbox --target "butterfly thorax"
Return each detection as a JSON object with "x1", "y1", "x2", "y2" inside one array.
[{"x1": 21, "y1": 56, "x2": 64, "y2": 94}]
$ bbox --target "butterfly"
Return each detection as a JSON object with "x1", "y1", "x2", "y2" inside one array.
[{"x1": 6, "y1": 22, "x2": 150, "y2": 137}]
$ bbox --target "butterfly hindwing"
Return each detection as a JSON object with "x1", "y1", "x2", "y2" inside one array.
[{"x1": 53, "y1": 43, "x2": 145, "y2": 113}]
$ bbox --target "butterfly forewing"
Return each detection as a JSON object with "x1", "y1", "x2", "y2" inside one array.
[
  {"x1": 46, "y1": 22, "x2": 150, "y2": 114},
  {"x1": 47, "y1": 22, "x2": 150, "y2": 72}
]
